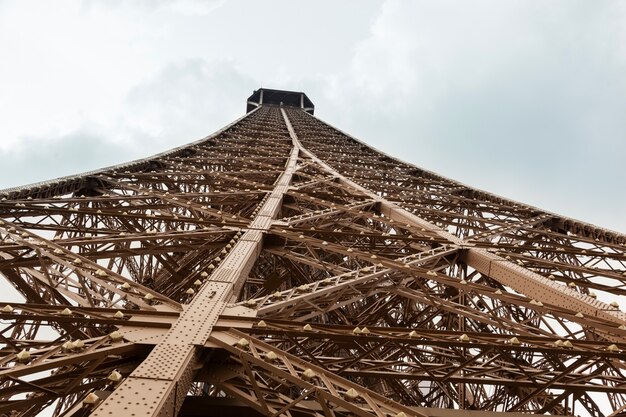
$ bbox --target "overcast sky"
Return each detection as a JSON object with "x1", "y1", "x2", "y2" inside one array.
[{"x1": 0, "y1": 0, "x2": 624, "y2": 232}]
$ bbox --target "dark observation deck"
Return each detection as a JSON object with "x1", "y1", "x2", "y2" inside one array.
[{"x1": 246, "y1": 88, "x2": 314, "y2": 115}]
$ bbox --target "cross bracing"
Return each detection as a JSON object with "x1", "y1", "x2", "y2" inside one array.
[{"x1": 0, "y1": 90, "x2": 624, "y2": 417}]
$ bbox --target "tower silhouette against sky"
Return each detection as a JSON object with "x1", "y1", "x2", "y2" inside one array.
[{"x1": 0, "y1": 89, "x2": 625, "y2": 417}]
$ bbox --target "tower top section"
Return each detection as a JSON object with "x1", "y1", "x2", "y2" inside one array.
[{"x1": 247, "y1": 88, "x2": 314, "y2": 115}]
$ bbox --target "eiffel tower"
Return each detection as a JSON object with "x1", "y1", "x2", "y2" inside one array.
[{"x1": 1, "y1": 88, "x2": 625, "y2": 417}]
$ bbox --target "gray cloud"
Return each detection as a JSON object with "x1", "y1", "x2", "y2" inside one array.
[
  {"x1": 119, "y1": 58, "x2": 257, "y2": 148},
  {"x1": 0, "y1": 130, "x2": 130, "y2": 189},
  {"x1": 1, "y1": 0, "x2": 624, "y2": 232},
  {"x1": 0, "y1": 59, "x2": 256, "y2": 190},
  {"x1": 308, "y1": 0, "x2": 626, "y2": 231}
]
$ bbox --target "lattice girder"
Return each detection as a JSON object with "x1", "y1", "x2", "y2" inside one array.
[{"x1": 0, "y1": 97, "x2": 624, "y2": 417}]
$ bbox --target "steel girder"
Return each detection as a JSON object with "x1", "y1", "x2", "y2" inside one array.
[{"x1": 0, "y1": 100, "x2": 624, "y2": 417}]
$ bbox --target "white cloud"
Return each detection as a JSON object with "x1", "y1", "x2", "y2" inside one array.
[
  {"x1": 312, "y1": 0, "x2": 626, "y2": 231},
  {"x1": 0, "y1": 58, "x2": 255, "y2": 188},
  {"x1": 160, "y1": 0, "x2": 224, "y2": 16},
  {"x1": 0, "y1": 0, "x2": 159, "y2": 150},
  {"x1": 119, "y1": 58, "x2": 255, "y2": 147},
  {"x1": 0, "y1": 0, "x2": 624, "y2": 231},
  {"x1": 83, "y1": 0, "x2": 225, "y2": 16}
]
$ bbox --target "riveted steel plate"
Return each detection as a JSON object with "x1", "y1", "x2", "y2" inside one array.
[
  {"x1": 207, "y1": 268, "x2": 237, "y2": 283},
  {"x1": 273, "y1": 184, "x2": 288, "y2": 193},
  {"x1": 174, "y1": 356, "x2": 197, "y2": 412},
  {"x1": 258, "y1": 196, "x2": 282, "y2": 217},
  {"x1": 220, "y1": 241, "x2": 260, "y2": 272},
  {"x1": 118, "y1": 326, "x2": 169, "y2": 344},
  {"x1": 163, "y1": 281, "x2": 232, "y2": 345},
  {"x1": 240, "y1": 230, "x2": 263, "y2": 242},
  {"x1": 191, "y1": 281, "x2": 231, "y2": 304},
  {"x1": 131, "y1": 344, "x2": 195, "y2": 380},
  {"x1": 467, "y1": 249, "x2": 626, "y2": 326},
  {"x1": 91, "y1": 378, "x2": 173, "y2": 417},
  {"x1": 250, "y1": 215, "x2": 272, "y2": 230},
  {"x1": 173, "y1": 305, "x2": 226, "y2": 345}
]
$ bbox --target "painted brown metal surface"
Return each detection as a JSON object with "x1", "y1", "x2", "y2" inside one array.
[{"x1": 0, "y1": 92, "x2": 625, "y2": 417}]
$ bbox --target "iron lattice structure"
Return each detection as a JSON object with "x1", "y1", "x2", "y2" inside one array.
[{"x1": 0, "y1": 89, "x2": 625, "y2": 417}]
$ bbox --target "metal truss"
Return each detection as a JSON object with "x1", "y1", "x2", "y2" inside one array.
[{"x1": 0, "y1": 94, "x2": 625, "y2": 417}]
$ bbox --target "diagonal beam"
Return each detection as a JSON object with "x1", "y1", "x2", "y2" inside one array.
[
  {"x1": 91, "y1": 109, "x2": 300, "y2": 417},
  {"x1": 210, "y1": 329, "x2": 426, "y2": 417},
  {"x1": 281, "y1": 109, "x2": 626, "y2": 338}
]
